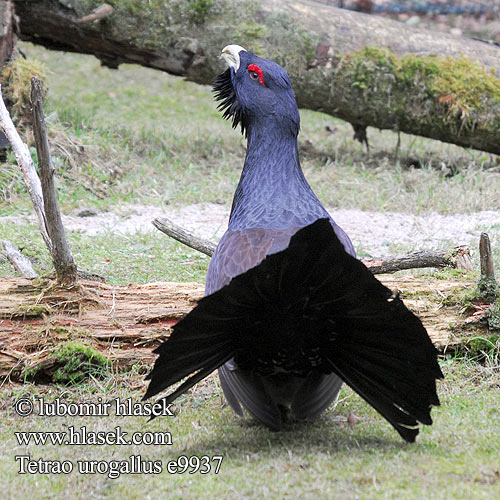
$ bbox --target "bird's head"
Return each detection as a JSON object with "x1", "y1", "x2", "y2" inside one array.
[{"x1": 213, "y1": 45, "x2": 300, "y2": 138}]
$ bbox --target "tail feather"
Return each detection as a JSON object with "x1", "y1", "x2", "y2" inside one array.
[
  {"x1": 144, "y1": 346, "x2": 232, "y2": 397},
  {"x1": 143, "y1": 330, "x2": 233, "y2": 402},
  {"x1": 337, "y1": 338, "x2": 441, "y2": 402},
  {"x1": 328, "y1": 329, "x2": 442, "y2": 440},
  {"x1": 291, "y1": 373, "x2": 343, "y2": 420},
  {"x1": 219, "y1": 364, "x2": 283, "y2": 429},
  {"x1": 144, "y1": 293, "x2": 252, "y2": 401},
  {"x1": 328, "y1": 362, "x2": 423, "y2": 442},
  {"x1": 324, "y1": 294, "x2": 442, "y2": 440},
  {"x1": 144, "y1": 219, "x2": 443, "y2": 441},
  {"x1": 150, "y1": 363, "x2": 227, "y2": 410}
]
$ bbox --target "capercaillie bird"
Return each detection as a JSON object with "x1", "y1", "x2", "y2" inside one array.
[{"x1": 144, "y1": 45, "x2": 443, "y2": 442}]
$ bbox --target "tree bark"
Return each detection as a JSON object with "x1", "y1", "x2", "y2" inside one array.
[
  {"x1": 478, "y1": 232, "x2": 498, "y2": 302},
  {"x1": 1, "y1": 240, "x2": 38, "y2": 278},
  {"x1": 362, "y1": 246, "x2": 473, "y2": 274},
  {"x1": 0, "y1": 275, "x2": 477, "y2": 381},
  {"x1": 0, "y1": 83, "x2": 52, "y2": 251},
  {"x1": 31, "y1": 76, "x2": 77, "y2": 284},
  {"x1": 479, "y1": 233, "x2": 495, "y2": 280},
  {"x1": 13, "y1": 0, "x2": 500, "y2": 155},
  {"x1": 0, "y1": 0, "x2": 16, "y2": 67},
  {"x1": 152, "y1": 217, "x2": 217, "y2": 257}
]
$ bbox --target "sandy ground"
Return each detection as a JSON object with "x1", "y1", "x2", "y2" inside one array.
[{"x1": 2, "y1": 203, "x2": 499, "y2": 257}]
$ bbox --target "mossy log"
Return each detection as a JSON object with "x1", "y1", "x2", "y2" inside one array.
[
  {"x1": 0, "y1": 276, "x2": 490, "y2": 383},
  {"x1": 13, "y1": 0, "x2": 500, "y2": 154},
  {"x1": 0, "y1": 278, "x2": 205, "y2": 382}
]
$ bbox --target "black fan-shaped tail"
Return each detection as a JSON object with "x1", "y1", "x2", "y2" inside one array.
[{"x1": 144, "y1": 219, "x2": 443, "y2": 441}]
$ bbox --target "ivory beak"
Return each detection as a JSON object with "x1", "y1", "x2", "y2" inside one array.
[{"x1": 220, "y1": 44, "x2": 247, "y2": 72}]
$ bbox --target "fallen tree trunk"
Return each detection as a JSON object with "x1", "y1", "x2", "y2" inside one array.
[
  {"x1": 152, "y1": 216, "x2": 473, "y2": 273},
  {"x1": 0, "y1": 278, "x2": 205, "y2": 382},
  {"x1": 0, "y1": 276, "x2": 484, "y2": 382},
  {"x1": 13, "y1": 0, "x2": 500, "y2": 154}
]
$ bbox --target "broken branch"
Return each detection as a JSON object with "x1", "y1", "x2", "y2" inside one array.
[
  {"x1": 152, "y1": 217, "x2": 217, "y2": 257},
  {"x1": 75, "y1": 3, "x2": 113, "y2": 24},
  {"x1": 30, "y1": 76, "x2": 77, "y2": 284},
  {"x1": 0, "y1": 84, "x2": 52, "y2": 251},
  {"x1": 363, "y1": 246, "x2": 473, "y2": 274},
  {"x1": 1, "y1": 240, "x2": 38, "y2": 279},
  {"x1": 153, "y1": 217, "x2": 472, "y2": 274}
]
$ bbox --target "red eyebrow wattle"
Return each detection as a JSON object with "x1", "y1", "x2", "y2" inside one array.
[{"x1": 248, "y1": 64, "x2": 265, "y2": 87}]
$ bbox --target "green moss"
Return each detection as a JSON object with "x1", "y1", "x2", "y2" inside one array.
[
  {"x1": 440, "y1": 286, "x2": 477, "y2": 308},
  {"x1": 74, "y1": 0, "x2": 237, "y2": 48},
  {"x1": 262, "y1": 14, "x2": 319, "y2": 72},
  {"x1": 433, "y1": 268, "x2": 477, "y2": 281},
  {"x1": 432, "y1": 58, "x2": 500, "y2": 124},
  {"x1": 43, "y1": 325, "x2": 84, "y2": 339},
  {"x1": 396, "y1": 54, "x2": 441, "y2": 86},
  {"x1": 337, "y1": 47, "x2": 500, "y2": 134},
  {"x1": 12, "y1": 304, "x2": 51, "y2": 317},
  {"x1": 346, "y1": 47, "x2": 396, "y2": 91},
  {"x1": 232, "y1": 22, "x2": 266, "y2": 56},
  {"x1": 441, "y1": 277, "x2": 499, "y2": 309},
  {"x1": 52, "y1": 341, "x2": 109, "y2": 385},
  {"x1": 187, "y1": 0, "x2": 214, "y2": 23},
  {"x1": 477, "y1": 276, "x2": 500, "y2": 303},
  {"x1": 1, "y1": 57, "x2": 47, "y2": 126},
  {"x1": 487, "y1": 299, "x2": 500, "y2": 332}
]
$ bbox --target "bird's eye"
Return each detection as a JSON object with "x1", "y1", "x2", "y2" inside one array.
[{"x1": 247, "y1": 64, "x2": 266, "y2": 87}]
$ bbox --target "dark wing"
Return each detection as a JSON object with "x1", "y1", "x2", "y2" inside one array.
[
  {"x1": 205, "y1": 227, "x2": 297, "y2": 294},
  {"x1": 206, "y1": 226, "x2": 296, "y2": 425},
  {"x1": 206, "y1": 225, "x2": 343, "y2": 428}
]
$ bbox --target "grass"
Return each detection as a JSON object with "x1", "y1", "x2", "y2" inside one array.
[
  {"x1": 0, "y1": 42, "x2": 499, "y2": 217},
  {"x1": 0, "y1": 219, "x2": 210, "y2": 284},
  {"x1": 0, "y1": 361, "x2": 499, "y2": 499},
  {"x1": 0, "y1": 43, "x2": 500, "y2": 498}
]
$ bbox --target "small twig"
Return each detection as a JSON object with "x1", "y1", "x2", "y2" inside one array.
[
  {"x1": 31, "y1": 77, "x2": 77, "y2": 284},
  {"x1": 75, "y1": 3, "x2": 113, "y2": 24},
  {"x1": 152, "y1": 217, "x2": 217, "y2": 257},
  {"x1": 363, "y1": 246, "x2": 473, "y2": 274},
  {"x1": 1, "y1": 240, "x2": 38, "y2": 278},
  {"x1": 108, "y1": 290, "x2": 116, "y2": 318},
  {"x1": 0, "y1": 84, "x2": 52, "y2": 251},
  {"x1": 153, "y1": 217, "x2": 472, "y2": 274}
]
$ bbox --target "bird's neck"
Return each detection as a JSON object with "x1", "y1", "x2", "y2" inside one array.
[{"x1": 228, "y1": 122, "x2": 324, "y2": 229}]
